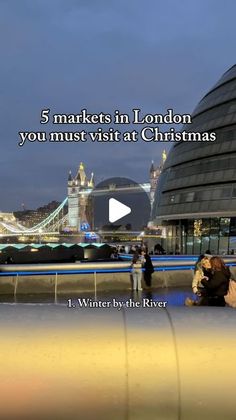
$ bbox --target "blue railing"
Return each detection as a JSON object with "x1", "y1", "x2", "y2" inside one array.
[{"x1": 0, "y1": 262, "x2": 236, "y2": 277}]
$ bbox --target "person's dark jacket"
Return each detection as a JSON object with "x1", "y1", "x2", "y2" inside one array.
[
  {"x1": 201, "y1": 267, "x2": 230, "y2": 297},
  {"x1": 144, "y1": 254, "x2": 154, "y2": 273}
]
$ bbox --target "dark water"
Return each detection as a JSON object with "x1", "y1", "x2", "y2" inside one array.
[{"x1": 0, "y1": 287, "x2": 195, "y2": 306}]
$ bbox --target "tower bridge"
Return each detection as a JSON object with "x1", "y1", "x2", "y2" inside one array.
[
  {"x1": 79, "y1": 183, "x2": 151, "y2": 195},
  {"x1": 0, "y1": 153, "x2": 166, "y2": 237},
  {"x1": 0, "y1": 198, "x2": 68, "y2": 236}
]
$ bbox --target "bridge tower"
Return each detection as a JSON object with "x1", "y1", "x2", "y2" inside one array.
[
  {"x1": 149, "y1": 149, "x2": 167, "y2": 208},
  {"x1": 67, "y1": 163, "x2": 94, "y2": 231}
]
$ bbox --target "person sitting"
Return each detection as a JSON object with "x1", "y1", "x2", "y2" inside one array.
[
  {"x1": 185, "y1": 255, "x2": 212, "y2": 306},
  {"x1": 224, "y1": 276, "x2": 236, "y2": 308},
  {"x1": 110, "y1": 248, "x2": 119, "y2": 260},
  {"x1": 201, "y1": 256, "x2": 231, "y2": 307},
  {"x1": 5, "y1": 256, "x2": 14, "y2": 264},
  {"x1": 154, "y1": 243, "x2": 165, "y2": 255}
]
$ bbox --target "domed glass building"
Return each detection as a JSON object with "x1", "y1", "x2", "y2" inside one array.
[{"x1": 152, "y1": 65, "x2": 236, "y2": 255}]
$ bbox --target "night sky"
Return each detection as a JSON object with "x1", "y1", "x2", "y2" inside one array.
[{"x1": 0, "y1": 0, "x2": 236, "y2": 211}]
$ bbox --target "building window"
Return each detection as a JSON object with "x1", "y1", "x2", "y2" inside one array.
[
  {"x1": 194, "y1": 191, "x2": 202, "y2": 201},
  {"x1": 181, "y1": 192, "x2": 195, "y2": 202},
  {"x1": 220, "y1": 218, "x2": 230, "y2": 236},
  {"x1": 210, "y1": 218, "x2": 219, "y2": 235},
  {"x1": 221, "y1": 188, "x2": 232, "y2": 198},
  {"x1": 232, "y1": 188, "x2": 236, "y2": 198}
]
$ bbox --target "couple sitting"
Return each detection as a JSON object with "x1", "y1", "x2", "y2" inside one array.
[{"x1": 186, "y1": 255, "x2": 236, "y2": 307}]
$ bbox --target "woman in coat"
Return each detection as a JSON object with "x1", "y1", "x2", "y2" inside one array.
[
  {"x1": 131, "y1": 253, "x2": 143, "y2": 291},
  {"x1": 185, "y1": 255, "x2": 212, "y2": 306},
  {"x1": 201, "y1": 256, "x2": 230, "y2": 306}
]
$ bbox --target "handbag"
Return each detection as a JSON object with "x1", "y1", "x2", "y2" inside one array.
[{"x1": 224, "y1": 280, "x2": 236, "y2": 308}]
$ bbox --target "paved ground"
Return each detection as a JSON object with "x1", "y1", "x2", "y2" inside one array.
[{"x1": 0, "y1": 286, "x2": 195, "y2": 305}]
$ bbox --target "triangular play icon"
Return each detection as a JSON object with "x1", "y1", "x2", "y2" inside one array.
[{"x1": 109, "y1": 198, "x2": 131, "y2": 223}]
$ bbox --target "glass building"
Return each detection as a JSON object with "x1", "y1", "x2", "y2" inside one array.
[{"x1": 152, "y1": 65, "x2": 236, "y2": 255}]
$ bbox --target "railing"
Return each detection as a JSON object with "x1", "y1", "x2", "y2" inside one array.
[
  {"x1": 1, "y1": 258, "x2": 236, "y2": 302},
  {"x1": 0, "y1": 265, "x2": 194, "y2": 304}
]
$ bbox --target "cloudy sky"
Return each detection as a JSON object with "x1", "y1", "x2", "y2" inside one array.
[{"x1": 0, "y1": 0, "x2": 236, "y2": 211}]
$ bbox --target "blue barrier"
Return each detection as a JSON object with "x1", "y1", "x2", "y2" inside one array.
[{"x1": 0, "y1": 262, "x2": 235, "y2": 277}]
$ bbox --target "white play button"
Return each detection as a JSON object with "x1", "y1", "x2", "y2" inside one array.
[
  {"x1": 89, "y1": 177, "x2": 151, "y2": 230},
  {"x1": 109, "y1": 198, "x2": 131, "y2": 223}
]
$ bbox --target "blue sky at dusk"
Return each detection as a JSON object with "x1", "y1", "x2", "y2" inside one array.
[{"x1": 0, "y1": 0, "x2": 236, "y2": 210}]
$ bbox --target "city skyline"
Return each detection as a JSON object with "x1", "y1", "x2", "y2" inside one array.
[{"x1": 1, "y1": 0, "x2": 236, "y2": 210}]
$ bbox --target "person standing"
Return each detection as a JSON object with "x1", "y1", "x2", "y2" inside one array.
[
  {"x1": 142, "y1": 251, "x2": 154, "y2": 288},
  {"x1": 131, "y1": 253, "x2": 143, "y2": 291}
]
